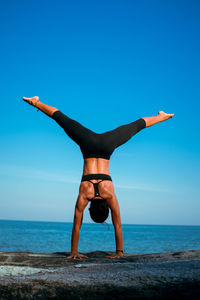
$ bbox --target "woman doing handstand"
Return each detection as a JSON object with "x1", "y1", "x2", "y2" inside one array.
[{"x1": 23, "y1": 96, "x2": 174, "y2": 259}]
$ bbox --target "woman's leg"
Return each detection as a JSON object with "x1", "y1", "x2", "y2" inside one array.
[
  {"x1": 142, "y1": 111, "x2": 174, "y2": 128},
  {"x1": 23, "y1": 96, "x2": 58, "y2": 117},
  {"x1": 104, "y1": 118, "x2": 146, "y2": 150},
  {"x1": 22, "y1": 96, "x2": 95, "y2": 147},
  {"x1": 104, "y1": 110, "x2": 174, "y2": 150}
]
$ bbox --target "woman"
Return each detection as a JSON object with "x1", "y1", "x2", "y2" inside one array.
[{"x1": 23, "y1": 96, "x2": 174, "y2": 259}]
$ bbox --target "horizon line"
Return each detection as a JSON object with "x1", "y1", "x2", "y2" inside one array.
[{"x1": 0, "y1": 218, "x2": 199, "y2": 227}]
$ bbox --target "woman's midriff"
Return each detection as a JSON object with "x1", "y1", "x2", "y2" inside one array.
[{"x1": 83, "y1": 158, "x2": 110, "y2": 176}]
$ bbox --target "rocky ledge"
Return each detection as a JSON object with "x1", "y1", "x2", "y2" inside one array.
[{"x1": 0, "y1": 250, "x2": 200, "y2": 299}]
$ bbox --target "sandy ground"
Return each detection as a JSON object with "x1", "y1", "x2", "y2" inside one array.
[{"x1": 0, "y1": 250, "x2": 200, "y2": 299}]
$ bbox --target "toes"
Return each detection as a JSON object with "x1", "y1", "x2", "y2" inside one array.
[
  {"x1": 23, "y1": 96, "x2": 39, "y2": 101},
  {"x1": 33, "y1": 96, "x2": 39, "y2": 101}
]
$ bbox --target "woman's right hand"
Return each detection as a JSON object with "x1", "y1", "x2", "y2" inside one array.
[
  {"x1": 66, "y1": 253, "x2": 88, "y2": 260},
  {"x1": 106, "y1": 253, "x2": 123, "y2": 259}
]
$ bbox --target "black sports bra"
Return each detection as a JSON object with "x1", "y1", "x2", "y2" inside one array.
[{"x1": 81, "y1": 174, "x2": 112, "y2": 199}]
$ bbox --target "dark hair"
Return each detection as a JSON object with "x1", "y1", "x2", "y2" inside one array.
[{"x1": 89, "y1": 198, "x2": 109, "y2": 223}]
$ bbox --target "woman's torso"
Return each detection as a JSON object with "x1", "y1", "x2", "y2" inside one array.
[
  {"x1": 82, "y1": 158, "x2": 110, "y2": 176},
  {"x1": 80, "y1": 158, "x2": 114, "y2": 201}
]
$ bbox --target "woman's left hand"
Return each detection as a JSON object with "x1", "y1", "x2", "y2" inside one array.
[{"x1": 66, "y1": 253, "x2": 88, "y2": 259}]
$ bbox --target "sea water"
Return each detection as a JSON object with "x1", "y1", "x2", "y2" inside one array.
[{"x1": 0, "y1": 220, "x2": 199, "y2": 254}]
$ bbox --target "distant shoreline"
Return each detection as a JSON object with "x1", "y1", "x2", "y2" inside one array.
[{"x1": 0, "y1": 219, "x2": 200, "y2": 226}]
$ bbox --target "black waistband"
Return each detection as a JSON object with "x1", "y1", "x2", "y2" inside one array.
[{"x1": 81, "y1": 174, "x2": 112, "y2": 182}]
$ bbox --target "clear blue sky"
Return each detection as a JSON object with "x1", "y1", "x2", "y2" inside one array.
[{"x1": 0, "y1": 0, "x2": 199, "y2": 225}]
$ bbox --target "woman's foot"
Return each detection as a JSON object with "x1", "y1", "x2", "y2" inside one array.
[
  {"x1": 23, "y1": 96, "x2": 40, "y2": 107},
  {"x1": 158, "y1": 111, "x2": 174, "y2": 121}
]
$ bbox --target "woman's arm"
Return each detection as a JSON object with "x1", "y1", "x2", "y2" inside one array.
[
  {"x1": 107, "y1": 195, "x2": 123, "y2": 258},
  {"x1": 67, "y1": 195, "x2": 88, "y2": 259}
]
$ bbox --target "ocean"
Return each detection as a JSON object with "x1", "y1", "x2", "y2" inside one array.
[{"x1": 0, "y1": 220, "x2": 199, "y2": 254}]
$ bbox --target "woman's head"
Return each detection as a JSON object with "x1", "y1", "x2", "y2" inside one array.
[{"x1": 89, "y1": 198, "x2": 109, "y2": 223}]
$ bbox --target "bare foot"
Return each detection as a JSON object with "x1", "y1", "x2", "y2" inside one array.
[
  {"x1": 158, "y1": 111, "x2": 174, "y2": 120},
  {"x1": 23, "y1": 96, "x2": 40, "y2": 107}
]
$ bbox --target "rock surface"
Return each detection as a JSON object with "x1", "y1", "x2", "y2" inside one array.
[{"x1": 0, "y1": 250, "x2": 200, "y2": 299}]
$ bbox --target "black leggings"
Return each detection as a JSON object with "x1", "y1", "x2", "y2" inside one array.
[{"x1": 52, "y1": 111, "x2": 146, "y2": 160}]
